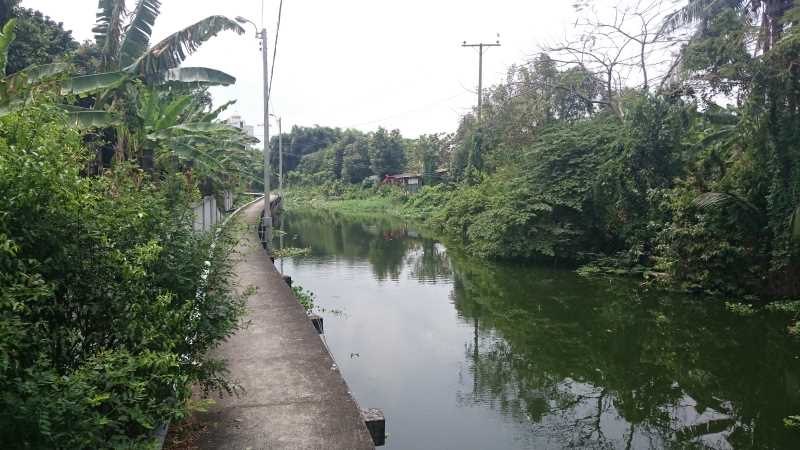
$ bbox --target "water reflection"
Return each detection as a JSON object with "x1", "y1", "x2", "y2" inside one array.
[
  {"x1": 278, "y1": 209, "x2": 800, "y2": 449},
  {"x1": 280, "y1": 209, "x2": 451, "y2": 282}
]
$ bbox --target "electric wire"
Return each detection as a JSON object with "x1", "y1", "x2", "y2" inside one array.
[
  {"x1": 344, "y1": 91, "x2": 472, "y2": 128},
  {"x1": 268, "y1": 0, "x2": 284, "y2": 98}
]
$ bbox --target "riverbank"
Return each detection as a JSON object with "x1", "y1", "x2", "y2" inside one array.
[
  {"x1": 283, "y1": 186, "x2": 412, "y2": 219},
  {"x1": 283, "y1": 184, "x2": 800, "y2": 340}
]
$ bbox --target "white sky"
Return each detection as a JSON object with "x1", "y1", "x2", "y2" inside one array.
[{"x1": 22, "y1": 0, "x2": 580, "y2": 138}]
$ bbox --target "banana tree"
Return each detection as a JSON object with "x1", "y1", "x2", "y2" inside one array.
[
  {"x1": 66, "y1": 0, "x2": 244, "y2": 162},
  {"x1": 2, "y1": 0, "x2": 243, "y2": 128},
  {"x1": 0, "y1": 18, "x2": 104, "y2": 125},
  {"x1": 136, "y1": 87, "x2": 259, "y2": 192},
  {"x1": 90, "y1": 0, "x2": 242, "y2": 83},
  {"x1": 72, "y1": 0, "x2": 243, "y2": 103}
]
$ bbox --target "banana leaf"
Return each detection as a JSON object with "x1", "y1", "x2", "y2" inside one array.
[{"x1": 61, "y1": 71, "x2": 130, "y2": 96}]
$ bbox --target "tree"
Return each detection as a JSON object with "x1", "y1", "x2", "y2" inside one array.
[
  {"x1": 272, "y1": 125, "x2": 341, "y2": 173},
  {"x1": 0, "y1": 19, "x2": 73, "y2": 117},
  {"x1": 58, "y1": 0, "x2": 244, "y2": 113},
  {"x1": 0, "y1": 103, "x2": 246, "y2": 447},
  {"x1": 3, "y1": 4, "x2": 78, "y2": 75},
  {"x1": 411, "y1": 134, "x2": 442, "y2": 184},
  {"x1": 60, "y1": 0, "x2": 246, "y2": 162},
  {"x1": 341, "y1": 134, "x2": 372, "y2": 184},
  {"x1": 546, "y1": 0, "x2": 687, "y2": 118},
  {"x1": 661, "y1": 0, "x2": 794, "y2": 53},
  {"x1": 369, "y1": 127, "x2": 406, "y2": 178},
  {"x1": 136, "y1": 87, "x2": 257, "y2": 189},
  {"x1": 88, "y1": 0, "x2": 242, "y2": 80}
]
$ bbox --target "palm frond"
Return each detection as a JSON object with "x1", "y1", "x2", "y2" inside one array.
[
  {"x1": 92, "y1": 0, "x2": 128, "y2": 68},
  {"x1": 204, "y1": 100, "x2": 236, "y2": 121},
  {"x1": 119, "y1": 0, "x2": 162, "y2": 68},
  {"x1": 127, "y1": 15, "x2": 244, "y2": 76},
  {"x1": 147, "y1": 67, "x2": 236, "y2": 86},
  {"x1": 7, "y1": 63, "x2": 70, "y2": 86},
  {"x1": 149, "y1": 121, "x2": 239, "y2": 139},
  {"x1": 138, "y1": 88, "x2": 159, "y2": 125},
  {"x1": 0, "y1": 18, "x2": 16, "y2": 76},
  {"x1": 692, "y1": 192, "x2": 734, "y2": 209},
  {"x1": 691, "y1": 191, "x2": 761, "y2": 218},
  {"x1": 173, "y1": 122, "x2": 242, "y2": 134},
  {"x1": 699, "y1": 124, "x2": 737, "y2": 146},
  {"x1": 155, "y1": 95, "x2": 192, "y2": 130},
  {"x1": 67, "y1": 109, "x2": 120, "y2": 129},
  {"x1": 660, "y1": 0, "x2": 745, "y2": 35}
]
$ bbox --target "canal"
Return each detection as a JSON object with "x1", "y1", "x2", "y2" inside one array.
[{"x1": 276, "y1": 209, "x2": 800, "y2": 449}]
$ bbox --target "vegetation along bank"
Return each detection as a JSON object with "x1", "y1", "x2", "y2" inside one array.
[
  {"x1": 1, "y1": 1, "x2": 262, "y2": 447},
  {"x1": 282, "y1": 2, "x2": 800, "y2": 312}
]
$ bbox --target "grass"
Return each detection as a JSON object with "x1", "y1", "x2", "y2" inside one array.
[{"x1": 283, "y1": 188, "x2": 410, "y2": 219}]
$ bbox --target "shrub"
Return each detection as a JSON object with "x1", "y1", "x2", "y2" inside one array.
[{"x1": 0, "y1": 105, "x2": 245, "y2": 448}]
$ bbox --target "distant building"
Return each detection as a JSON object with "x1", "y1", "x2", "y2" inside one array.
[
  {"x1": 383, "y1": 173, "x2": 423, "y2": 193},
  {"x1": 225, "y1": 113, "x2": 255, "y2": 138}
]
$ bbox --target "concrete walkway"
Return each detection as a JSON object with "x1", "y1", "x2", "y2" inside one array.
[{"x1": 196, "y1": 202, "x2": 374, "y2": 450}]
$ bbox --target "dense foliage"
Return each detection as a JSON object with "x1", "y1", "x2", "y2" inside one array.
[
  {"x1": 286, "y1": 1, "x2": 800, "y2": 302},
  {"x1": 0, "y1": 105, "x2": 246, "y2": 448},
  {"x1": 284, "y1": 126, "x2": 419, "y2": 186},
  {"x1": 0, "y1": 1, "x2": 257, "y2": 446},
  {"x1": 0, "y1": 1, "x2": 79, "y2": 75}
]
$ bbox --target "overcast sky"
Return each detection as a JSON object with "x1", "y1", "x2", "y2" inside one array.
[{"x1": 22, "y1": 0, "x2": 580, "y2": 138}]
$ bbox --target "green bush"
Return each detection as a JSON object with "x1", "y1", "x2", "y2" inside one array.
[
  {"x1": 430, "y1": 116, "x2": 622, "y2": 261},
  {"x1": 0, "y1": 105, "x2": 245, "y2": 448}
]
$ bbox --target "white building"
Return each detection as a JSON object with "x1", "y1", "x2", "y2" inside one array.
[{"x1": 225, "y1": 113, "x2": 255, "y2": 138}]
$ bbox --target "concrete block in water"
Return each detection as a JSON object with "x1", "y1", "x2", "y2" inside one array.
[
  {"x1": 362, "y1": 408, "x2": 385, "y2": 446},
  {"x1": 309, "y1": 314, "x2": 323, "y2": 334},
  {"x1": 282, "y1": 275, "x2": 293, "y2": 287}
]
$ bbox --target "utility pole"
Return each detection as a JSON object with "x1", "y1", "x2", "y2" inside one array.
[
  {"x1": 461, "y1": 38, "x2": 500, "y2": 122},
  {"x1": 237, "y1": 16, "x2": 272, "y2": 248},
  {"x1": 277, "y1": 117, "x2": 283, "y2": 195},
  {"x1": 261, "y1": 27, "x2": 272, "y2": 248}
]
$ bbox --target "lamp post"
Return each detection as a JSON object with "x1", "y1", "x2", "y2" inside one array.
[{"x1": 236, "y1": 16, "x2": 272, "y2": 247}]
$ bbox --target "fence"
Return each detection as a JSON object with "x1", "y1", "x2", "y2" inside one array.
[{"x1": 193, "y1": 191, "x2": 235, "y2": 232}]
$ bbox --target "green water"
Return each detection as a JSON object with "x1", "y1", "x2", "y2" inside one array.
[{"x1": 276, "y1": 209, "x2": 800, "y2": 450}]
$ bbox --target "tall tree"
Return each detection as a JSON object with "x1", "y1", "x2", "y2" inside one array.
[
  {"x1": 3, "y1": 4, "x2": 78, "y2": 75},
  {"x1": 60, "y1": 0, "x2": 246, "y2": 161},
  {"x1": 341, "y1": 134, "x2": 372, "y2": 183},
  {"x1": 84, "y1": 0, "x2": 243, "y2": 84},
  {"x1": 274, "y1": 125, "x2": 341, "y2": 172},
  {"x1": 661, "y1": 0, "x2": 794, "y2": 53},
  {"x1": 547, "y1": 0, "x2": 686, "y2": 118},
  {"x1": 369, "y1": 127, "x2": 406, "y2": 178}
]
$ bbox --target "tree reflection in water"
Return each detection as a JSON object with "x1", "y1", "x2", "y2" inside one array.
[
  {"x1": 450, "y1": 252, "x2": 799, "y2": 449},
  {"x1": 279, "y1": 209, "x2": 800, "y2": 449}
]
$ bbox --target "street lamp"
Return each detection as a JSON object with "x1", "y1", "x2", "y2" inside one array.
[{"x1": 236, "y1": 16, "x2": 272, "y2": 247}]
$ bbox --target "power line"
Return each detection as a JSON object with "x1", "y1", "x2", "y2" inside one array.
[
  {"x1": 268, "y1": 0, "x2": 284, "y2": 98},
  {"x1": 344, "y1": 91, "x2": 472, "y2": 128}
]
